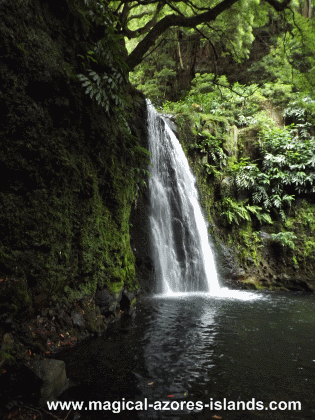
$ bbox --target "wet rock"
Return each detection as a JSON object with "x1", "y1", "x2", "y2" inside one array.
[
  {"x1": 163, "y1": 115, "x2": 178, "y2": 134},
  {"x1": 120, "y1": 288, "x2": 139, "y2": 313},
  {"x1": 247, "y1": 256, "x2": 254, "y2": 265},
  {"x1": 71, "y1": 308, "x2": 85, "y2": 329},
  {"x1": 40, "y1": 308, "x2": 49, "y2": 317},
  {"x1": 258, "y1": 231, "x2": 271, "y2": 240},
  {"x1": 95, "y1": 289, "x2": 122, "y2": 314},
  {"x1": 241, "y1": 281, "x2": 257, "y2": 290},
  {"x1": 218, "y1": 244, "x2": 238, "y2": 272},
  {"x1": 81, "y1": 304, "x2": 105, "y2": 333},
  {"x1": 31, "y1": 359, "x2": 69, "y2": 404},
  {"x1": 122, "y1": 288, "x2": 136, "y2": 304},
  {"x1": 48, "y1": 309, "x2": 56, "y2": 318},
  {"x1": 272, "y1": 275, "x2": 314, "y2": 292},
  {"x1": 56, "y1": 309, "x2": 73, "y2": 328},
  {"x1": 143, "y1": 256, "x2": 154, "y2": 271},
  {"x1": 231, "y1": 268, "x2": 246, "y2": 280}
]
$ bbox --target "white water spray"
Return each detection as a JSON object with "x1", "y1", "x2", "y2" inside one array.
[{"x1": 147, "y1": 100, "x2": 220, "y2": 295}]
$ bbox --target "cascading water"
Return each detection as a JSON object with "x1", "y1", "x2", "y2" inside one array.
[{"x1": 147, "y1": 100, "x2": 220, "y2": 295}]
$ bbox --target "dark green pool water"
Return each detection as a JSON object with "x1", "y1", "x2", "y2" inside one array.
[{"x1": 60, "y1": 290, "x2": 315, "y2": 420}]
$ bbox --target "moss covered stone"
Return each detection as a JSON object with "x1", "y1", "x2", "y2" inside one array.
[{"x1": 0, "y1": 0, "x2": 146, "y2": 322}]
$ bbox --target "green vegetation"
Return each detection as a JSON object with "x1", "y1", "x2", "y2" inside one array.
[
  {"x1": 75, "y1": 1, "x2": 128, "y2": 113},
  {"x1": 162, "y1": 76, "x2": 315, "y2": 226},
  {"x1": 0, "y1": 0, "x2": 149, "y2": 319},
  {"x1": 270, "y1": 232, "x2": 297, "y2": 249}
]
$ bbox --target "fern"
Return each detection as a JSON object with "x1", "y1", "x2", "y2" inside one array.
[
  {"x1": 231, "y1": 123, "x2": 315, "y2": 219},
  {"x1": 76, "y1": 1, "x2": 127, "y2": 112},
  {"x1": 270, "y1": 232, "x2": 297, "y2": 249},
  {"x1": 219, "y1": 198, "x2": 272, "y2": 226}
]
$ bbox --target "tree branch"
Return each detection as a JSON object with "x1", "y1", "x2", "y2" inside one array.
[
  {"x1": 126, "y1": 0, "x2": 240, "y2": 69},
  {"x1": 125, "y1": 0, "x2": 293, "y2": 69},
  {"x1": 124, "y1": 2, "x2": 164, "y2": 38},
  {"x1": 127, "y1": 11, "x2": 156, "y2": 23},
  {"x1": 264, "y1": 0, "x2": 292, "y2": 12}
]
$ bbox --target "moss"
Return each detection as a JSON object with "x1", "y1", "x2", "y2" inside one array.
[
  {"x1": 284, "y1": 201, "x2": 315, "y2": 269},
  {"x1": 0, "y1": 0, "x2": 146, "y2": 323},
  {"x1": 0, "y1": 279, "x2": 32, "y2": 318},
  {"x1": 240, "y1": 278, "x2": 264, "y2": 290},
  {"x1": 174, "y1": 109, "x2": 315, "y2": 290},
  {"x1": 232, "y1": 229, "x2": 263, "y2": 266},
  {"x1": 108, "y1": 281, "x2": 124, "y2": 294}
]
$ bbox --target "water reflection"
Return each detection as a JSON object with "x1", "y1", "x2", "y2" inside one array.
[
  {"x1": 61, "y1": 292, "x2": 315, "y2": 420},
  {"x1": 143, "y1": 298, "x2": 218, "y2": 395}
]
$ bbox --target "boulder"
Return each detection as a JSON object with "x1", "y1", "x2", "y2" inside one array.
[
  {"x1": 95, "y1": 289, "x2": 122, "y2": 314},
  {"x1": 71, "y1": 308, "x2": 85, "y2": 329},
  {"x1": 32, "y1": 359, "x2": 68, "y2": 404}
]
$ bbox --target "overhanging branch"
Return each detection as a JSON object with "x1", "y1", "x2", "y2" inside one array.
[
  {"x1": 265, "y1": 0, "x2": 291, "y2": 11},
  {"x1": 124, "y1": 2, "x2": 164, "y2": 39},
  {"x1": 125, "y1": 0, "x2": 292, "y2": 70},
  {"x1": 126, "y1": 0, "x2": 240, "y2": 69}
]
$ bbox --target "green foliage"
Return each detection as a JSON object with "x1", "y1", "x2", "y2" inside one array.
[
  {"x1": 219, "y1": 198, "x2": 249, "y2": 225},
  {"x1": 108, "y1": 281, "x2": 124, "y2": 294},
  {"x1": 218, "y1": 197, "x2": 272, "y2": 226},
  {"x1": 283, "y1": 95, "x2": 315, "y2": 125},
  {"x1": 230, "y1": 123, "x2": 315, "y2": 219},
  {"x1": 126, "y1": 0, "x2": 272, "y2": 101},
  {"x1": 238, "y1": 229, "x2": 264, "y2": 263},
  {"x1": 130, "y1": 145, "x2": 151, "y2": 202},
  {"x1": 260, "y1": 125, "x2": 315, "y2": 194},
  {"x1": 260, "y1": 82, "x2": 293, "y2": 106},
  {"x1": 285, "y1": 200, "x2": 315, "y2": 232},
  {"x1": 248, "y1": 10, "x2": 315, "y2": 116},
  {"x1": 270, "y1": 232, "x2": 297, "y2": 250},
  {"x1": 130, "y1": 54, "x2": 177, "y2": 105},
  {"x1": 75, "y1": 1, "x2": 128, "y2": 112},
  {"x1": 190, "y1": 131, "x2": 227, "y2": 169},
  {"x1": 165, "y1": 71, "x2": 315, "y2": 225},
  {"x1": 163, "y1": 73, "x2": 267, "y2": 122},
  {"x1": 0, "y1": 0, "x2": 148, "y2": 304},
  {"x1": 78, "y1": 68, "x2": 124, "y2": 112}
]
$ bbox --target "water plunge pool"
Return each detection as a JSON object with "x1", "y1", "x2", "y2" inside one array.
[{"x1": 59, "y1": 290, "x2": 315, "y2": 420}]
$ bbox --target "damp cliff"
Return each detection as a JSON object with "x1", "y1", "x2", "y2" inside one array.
[
  {"x1": 0, "y1": 0, "x2": 151, "y2": 379},
  {"x1": 172, "y1": 111, "x2": 315, "y2": 293}
]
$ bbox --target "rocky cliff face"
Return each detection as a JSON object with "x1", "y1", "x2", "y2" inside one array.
[
  {"x1": 0, "y1": 0, "x2": 150, "y2": 388},
  {"x1": 174, "y1": 113, "x2": 315, "y2": 292}
]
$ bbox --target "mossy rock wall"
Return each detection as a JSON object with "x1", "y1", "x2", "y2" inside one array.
[
  {"x1": 0, "y1": 0, "x2": 147, "y2": 320},
  {"x1": 174, "y1": 112, "x2": 315, "y2": 292}
]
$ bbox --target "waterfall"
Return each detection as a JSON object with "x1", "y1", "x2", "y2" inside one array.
[{"x1": 147, "y1": 100, "x2": 220, "y2": 295}]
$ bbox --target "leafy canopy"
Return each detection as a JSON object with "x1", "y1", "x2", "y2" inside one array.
[{"x1": 107, "y1": 0, "x2": 292, "y2": 70}]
